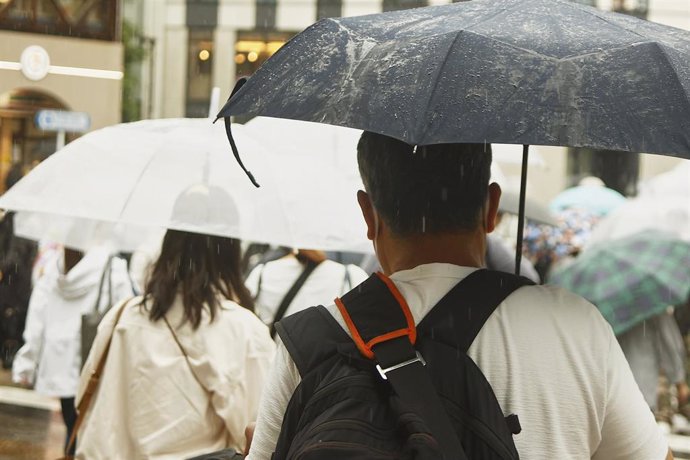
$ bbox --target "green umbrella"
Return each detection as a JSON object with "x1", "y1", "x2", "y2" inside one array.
[{"x1": 549, "y1": 230, "x2": 690, "y2": 335}]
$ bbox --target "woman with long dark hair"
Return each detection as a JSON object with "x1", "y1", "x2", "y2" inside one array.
[{"x1": 75, "y1": 230, "x2": 274, "y2": 459}]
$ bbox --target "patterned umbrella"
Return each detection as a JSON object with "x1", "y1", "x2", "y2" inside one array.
[{"x1": 549, "y1": 230, "x2": 690, "y2": 335}]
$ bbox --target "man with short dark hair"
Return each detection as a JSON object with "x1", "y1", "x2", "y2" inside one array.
[{"x1": 246, "y1": 132, "x2": 670, "y2": 459}]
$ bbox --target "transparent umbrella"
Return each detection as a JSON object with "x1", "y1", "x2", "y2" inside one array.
[{"x1": 0, "y1": 118, "x2": 371, "y2": 253}]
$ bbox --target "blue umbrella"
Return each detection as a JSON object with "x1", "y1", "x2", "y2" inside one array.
[{"x1": 550, "y1": 185, "x2": 626, "y2": 216}]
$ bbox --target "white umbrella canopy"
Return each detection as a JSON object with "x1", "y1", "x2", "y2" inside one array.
[
  {"x1": 586, "y1": 196, "x2": 690, "y2": 248},
  {"x1": 0, "y1": 118, "x2": 371, "y2": 253},
  {"x1": 13, "y1": 211, "x2": 154, "y2": 253},
  {"x1": 242, "y1": 116, "x2": 555, "y2": 225},
  {"x1": 586, "y1": 161, "x2": 690, "y2": 248},
  {"x1": 638, "y1": 161, "x2": 690, "y2": 199}
]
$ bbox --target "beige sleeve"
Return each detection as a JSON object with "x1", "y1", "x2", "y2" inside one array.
[{"x1": 246, "y1": 338, "x2": 302, "y2": 460}]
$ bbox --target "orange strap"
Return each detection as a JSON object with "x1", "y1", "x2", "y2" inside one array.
[{"x1": 335, "y1": 272, "x2": 416, "y2": 360}]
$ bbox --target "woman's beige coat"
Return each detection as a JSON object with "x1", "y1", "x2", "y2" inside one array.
[{"x1": 76, "y1": 296, "x2": 275, "y2": 459}]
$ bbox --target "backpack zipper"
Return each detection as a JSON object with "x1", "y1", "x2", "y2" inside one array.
[
  {"x1": 293, "y1": 439, "x2": 398, "y2": 459},
  {"x1": 298, "y1": 418, "x2": 396, "y2": 443},
  {"x1": 305, "y1": 374, "x2": 376, "y2": 408}
]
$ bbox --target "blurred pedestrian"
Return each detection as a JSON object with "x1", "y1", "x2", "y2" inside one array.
[
  {"x1": 245, "y1": 249, "x2": 368, "y2": 336},
  {"x1": 486, "y1": 234, "x2": 540, "y2": 283},
  {"x1": 12, "y1": 244, "x2": 133, "y2": 453},
  {"x1": 0, "y1": 163, "x2": 37, "y2": 368},
  {"x1": 618, "y1": 310, "x2": 689, "y2": 418},
  {"x1": 76, "y1": 230, "x2": 274, "y2": 459}
]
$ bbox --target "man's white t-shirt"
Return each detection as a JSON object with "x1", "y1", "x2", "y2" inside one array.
[
  {"x1": 245, "y1": 256, "x2": 368, "y2": 326},
  {"x1": 247, "y1": 263, "x2": 668, "y2": 460}
]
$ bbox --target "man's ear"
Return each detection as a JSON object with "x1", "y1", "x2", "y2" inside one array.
[
  {"x1": 485, "y1": 182, "x2": 502, "y2": 233},
  {"x1": 357, "y1": 190, "x2": 377, "y2": 241}
]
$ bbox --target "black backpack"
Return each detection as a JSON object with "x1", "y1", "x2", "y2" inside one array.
[{"x1": 273, "y1": 269, "x2": 534, "y2": 460}]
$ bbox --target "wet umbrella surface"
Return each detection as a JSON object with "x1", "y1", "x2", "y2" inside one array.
[{"x1": 219, "y1": 0, "x2": 690, "y2": 157}]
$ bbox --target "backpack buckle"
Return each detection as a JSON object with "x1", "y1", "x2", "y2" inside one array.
[{"x1": 376, "y1": 351, "x2": 426, "y2": 380}]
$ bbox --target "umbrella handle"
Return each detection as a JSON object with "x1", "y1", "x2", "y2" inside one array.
[
  {"x1": 224, "y1": 116, "x2": 260, "y2": 188},
  {"x1": 215, "y1": 77, "x2": 260, "y2": 188},
  {"x1": 515, "y1": 145, "x2": 529, "y2": 277}
]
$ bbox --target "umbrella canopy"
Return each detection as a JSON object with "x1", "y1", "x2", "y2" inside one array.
[
  {"x1": 586, "y1": 196, "x2": 690, "y2": 247},
  {"x1": 219, "y1": 0, "x2": 690, "y2": 157},
  {"x1": 549, "y1": 230, "x2": 690, "y2": 335},
  {"x1": 242, "y1": 116, "x2": 556, "y2": 226},
  {"x1": 0, "y1": 118, "x2": 370, "y2": 253},
  {"x1": 498, "y1": 191, "x2": 557, "y2": 226},
  {"x1": 550, "y1": 181, "x2": 627, "y2": 216},
  {"x1": 12, "y1": 211, "x2": 154, "y2": 253},
  {"x1": 639, "y1": 161, "x2": 690, "y2": 199}
]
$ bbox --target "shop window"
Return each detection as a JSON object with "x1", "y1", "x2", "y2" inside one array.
[
  {"x1": 567, "y1": 148, "x2": 640, "y2": 196},
  {"x1": 317, "y1": 0, "x2": 342, "y2": 20},
  {"x1": 0, "y1": 0, "x2": 119, "y2": 41},
  {"x1": 256, "y1": 0, "x2": 276, "y2": 30},
  {"x1": 234, "y1": 31, "x2": 295, "y2": 79},
  {"x1": 186, "y1": 0, "x2": 218, "y2": 28},
  {"x1": 185, "y1": 29, "x2": 214, "y2": 118},
  {"x1": 382, "y1": 0, "x2": 427, "y2": 12},
  {"x1": 612, "y1": 0, "x2": 648, "y2": 18},
  {"x1": 0, "y1": 89, "x2": 72, "y2": 192}
]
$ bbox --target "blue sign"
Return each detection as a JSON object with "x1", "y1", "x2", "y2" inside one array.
[{"x1": 35, "y1": 110, "x2": 90, "y2": 133}]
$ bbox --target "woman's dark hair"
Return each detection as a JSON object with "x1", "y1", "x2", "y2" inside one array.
[
  {"x1": 144, "y1": 229, "x2": 254, "y2": 329},
  {"x1": 357, "y1": 132, "x2": 492, "y2": 236}
]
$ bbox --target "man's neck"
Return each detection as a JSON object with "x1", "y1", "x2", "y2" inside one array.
[{"x1": 380, "y1": 230, "x2": 487, "y2": 275}]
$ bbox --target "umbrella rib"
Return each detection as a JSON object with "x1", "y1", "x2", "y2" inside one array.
[
  {"x1": 115, "y1": 150, "x2": 159, "y2": 222},
  {"x1": 563, "y1": 0, "x2": 648, "y2": 41},
  {"x1": 417, "y1": 30, "x2": 465, "y2": 143},
  {"x1": 654, "y1": 43, "x2": 690, "y2": 110}
]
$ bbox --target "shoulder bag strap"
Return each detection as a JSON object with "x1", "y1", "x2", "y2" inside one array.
[
  {"x1": 340, "y1": 264, "x2": 352, "y2": 293},
  {"x1": 92, "y1": 255, "x2": 114, "y2": 314},
  {"x1": 253, "y1": 263, "x2": 265, "y2": 302},
  {"x1": 163, "y1": 315, "x2": 210, "y2": 394},
  {"x1": 65, "y1": 296, "x2": 136, "y2": 457},
  {"x1": 269, "y1": 260, "x2": 320, "y2": 338}
]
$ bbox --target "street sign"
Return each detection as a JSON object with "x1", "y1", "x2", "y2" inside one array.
[{"x1": 35, "y1": 110, "x2": 91, "y2": 133}]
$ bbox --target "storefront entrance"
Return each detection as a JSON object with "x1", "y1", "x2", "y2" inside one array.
[{"x1": 0, "y1": 88, "x2": 70, "y2": 192}]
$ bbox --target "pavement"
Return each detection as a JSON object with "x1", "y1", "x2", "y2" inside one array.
[{"x1": 0, "y1": 369, "x2": 64, "y2": 460}]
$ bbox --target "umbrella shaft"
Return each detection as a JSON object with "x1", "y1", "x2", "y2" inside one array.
[{"x1": 515, "y1": 145, "x2": 530, "y2": 276}]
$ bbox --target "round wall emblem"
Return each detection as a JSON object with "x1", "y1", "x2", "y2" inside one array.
[{"x1": 20, "y1": 46, "x2": 51, "y2": 81}]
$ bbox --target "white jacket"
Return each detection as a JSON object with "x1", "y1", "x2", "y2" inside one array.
[
  {"x1": 12, "y1": 246, "x2": 133, "y2": 397},
  {"x1": 76, "y1": 295, "x2": 275, "y2": 459}
]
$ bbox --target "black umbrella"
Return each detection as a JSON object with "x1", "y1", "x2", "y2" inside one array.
[{"x1": 217, "y1": 0, "x2": 690, "y2": 272}]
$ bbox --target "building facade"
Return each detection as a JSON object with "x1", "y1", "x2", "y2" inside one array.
[
  {"x1": 127, "y1": 0, "x2": 687, "y2": 203},
  {"x1": 0, "y1": 0, "x2": 124, "y2": 192}
]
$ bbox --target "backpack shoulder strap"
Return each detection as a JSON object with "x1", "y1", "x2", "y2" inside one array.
[
  {"x1": 275, "y1": 305, "x2": 350, "y2": 377},
  {"x1": 336, "y1": 273, "x2": 466, "y2": 460},
  {"x1": 419, "y1": 269, "x2": 535, "y2": 352}
]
